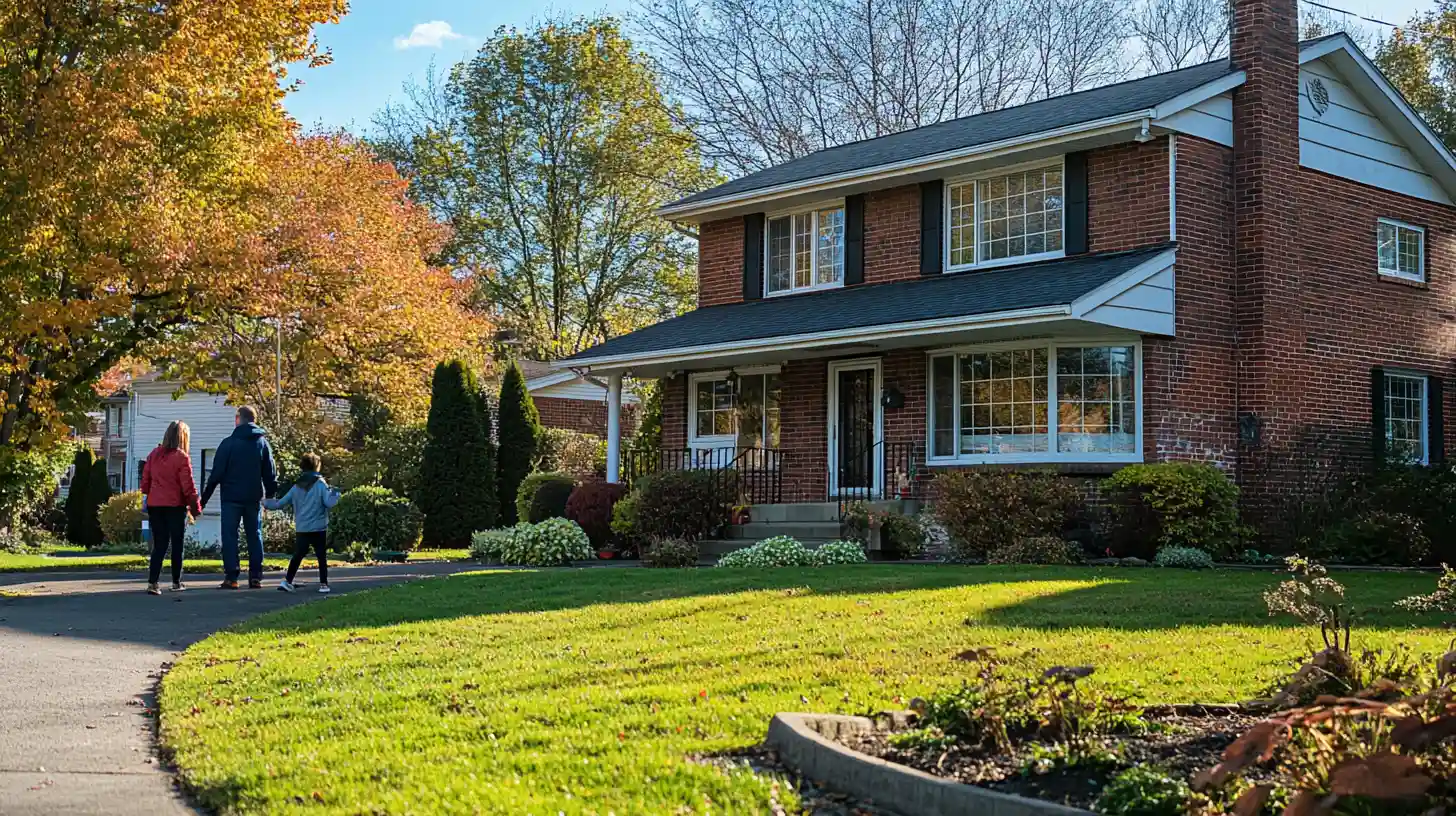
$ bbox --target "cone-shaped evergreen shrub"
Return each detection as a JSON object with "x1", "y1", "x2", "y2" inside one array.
[
  {"x1": 420, "y1": 360, "x2": 497, "y2": 547},
  {"x1": 81, "y1": 456, "x2": 113, "y2": 549},
  {"x1": 64, "y1": 447, "x2": 96, "y2": 545},
  {"x1": 496, "y1": 360, "x2": 541, "y2": 524}
]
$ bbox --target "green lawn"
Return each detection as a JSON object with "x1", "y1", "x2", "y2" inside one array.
[
  {"x1": 0, "y1": 546, "x2": 473, "y2": 573},
  {"x1": 159, "y1": 566, "x2": 1446, "y2": 815}
]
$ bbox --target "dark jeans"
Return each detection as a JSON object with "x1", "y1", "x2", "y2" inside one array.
[
  {"x1": 147, "y1": 506, "x2": 187, "y2": 586},
  {"x1": 286, "y1": 531, "x2": 328, "y2": 585},
  {"x1": 220, "y1": 501, "x2": 264, "y2": 583}
]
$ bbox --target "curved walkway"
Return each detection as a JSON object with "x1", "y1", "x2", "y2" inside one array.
[{"x1": 0, "y1": 563, "x2": 474, "y2": 815}]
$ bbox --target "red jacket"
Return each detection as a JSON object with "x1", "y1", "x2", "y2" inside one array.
[{"x1": 141, "y1": 447, "x2": 201, "y2": 515}]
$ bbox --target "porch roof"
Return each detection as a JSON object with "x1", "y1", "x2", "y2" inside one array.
[{"x1": 559, "y1": 245, "x2": 1177, "y2": 374}]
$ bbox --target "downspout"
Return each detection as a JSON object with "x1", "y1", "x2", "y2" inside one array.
[{"x1": 1168, "y1": 134, "x2": 1177, "y2": 242}]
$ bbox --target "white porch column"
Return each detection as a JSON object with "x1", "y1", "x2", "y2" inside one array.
[{"x1": 606, "y1": 373, "x2": 623, "y2": 483}]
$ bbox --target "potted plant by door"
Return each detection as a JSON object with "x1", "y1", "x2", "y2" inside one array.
[{"x1": 731, "y1": 504, "x2": 752, "y2": 525}]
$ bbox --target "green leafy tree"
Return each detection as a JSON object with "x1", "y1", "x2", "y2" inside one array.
[
  {"x1": 1372, "y1": 7, "x2": 1456, "y2": 151},
  {"x1": 64, "y1": 447, "x2": 97, "y2": 545},
  {"x1": 372, "y1": 18, "x2": 712, "y2": 359},
  {"x1": 495, "y1": 361, "x2": 541, "y2": 524},
  {"x1": 419, "y1": 361, "x2": 497, "y2": 547},
  {"x1": 633, "y1": 380, "x2": 663, "y2": 452}
]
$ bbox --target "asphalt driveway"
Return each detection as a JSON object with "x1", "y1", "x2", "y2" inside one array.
[{"x1": 0, "y1": 563, "x2": 474, "y2": 815}]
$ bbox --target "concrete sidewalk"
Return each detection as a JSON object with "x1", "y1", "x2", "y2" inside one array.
[{"x1": 0, "y1": 563, "x2": 473, "y2": 815}]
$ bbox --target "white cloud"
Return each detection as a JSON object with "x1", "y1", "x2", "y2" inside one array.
[{"x1": 394, "y1": 21, "x2": 464, "y2": 50}]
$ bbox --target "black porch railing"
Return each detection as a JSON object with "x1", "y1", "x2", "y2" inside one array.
[
  {"x1": 622, "y1": 446, "x2": 786, "y2": 506},
  {"x1": 833, "y1": 439, "x2": 923, "y2": 519}
]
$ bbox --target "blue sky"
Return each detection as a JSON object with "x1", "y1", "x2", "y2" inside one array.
[{"x1": 284, "y1": 0, "x2": 1431, "y2": 133}]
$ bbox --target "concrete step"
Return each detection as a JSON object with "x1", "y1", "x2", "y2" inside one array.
[
  {"x1": 727, "y1": 521, "x2": 844, "y2": 540},
  {"x1": 748, "y1": 499, "x2": 916, "y2": 524}
]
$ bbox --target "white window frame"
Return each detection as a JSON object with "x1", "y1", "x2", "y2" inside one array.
[
  {"x1": 1383, "y1": 370, "x2": 1429, "y2": 465},
  {"x1": 763, "y1": 200, "x2": 846, "y2": 297},
  {"x1": 686, "y1": 367, "x2": 783, "y2": 451},
  {"x1": 943, "y1": 157, "x2": 1068, "y2": 274},
  {"x1": 1377, "y1": 218, "x2": 1425, "y2": 283},
  {"x1": 924, "y1": 337, "x2": 1143, "y2": 466}
]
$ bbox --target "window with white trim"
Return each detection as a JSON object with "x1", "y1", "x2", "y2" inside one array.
[
  {"x1": 689, "y1": 373, "x2": 782, "y2": 448},
  {"x1": 1377, "y1": 219, "x2": 1424, "y2": 282},
  {"x1": 1384, "y1": 372, "x2": 1427, "y2": 464},
  {"x1": 946, "y1": 162, "x2": 1064, "y2": 271},
  {"x1": 928, "y1": 342, "x2": 1139, "y2": 463},
  {"x1": 766, "y1": 206, "x2": 844, "y2": 295}
]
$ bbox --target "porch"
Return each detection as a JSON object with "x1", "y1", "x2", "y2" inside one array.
[{"x1": 557, "y1": 245, "x2": 1177, "y2": 505}]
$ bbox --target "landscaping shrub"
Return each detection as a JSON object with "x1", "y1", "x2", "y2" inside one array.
[
  {"x1": 932, "y1": 470, "x2": 1081, "y2": 562},
  {"x1": 469, "y1": 528, "x2": 513, "y2": 561},
  {"x1": 841, "y1": 503, "x2": 926, "y2": 560},
  {"x1": 1104, "y1": 463, "x2": 1239, "y2": 559},
  {"x1": 610, "y1": 490, "x2": 640, "y2": 539},
  {"x1": 262, "y1": 510, "x2": 294, "y2": 553},
  {"x1": 811, "y1": 540, "x2": 868, "y2": 565},
  {"x1": 986, "y1": 536, "x2": 1081, "y2": 565},
  {"x1": 716, "y1": 535, "x2": 814, "y2": 568},
  {"x1": 635, "y1": 469, "x2": 730, "y2": 541},
  {"x1": 1095, "y1": 766, "x2": 1191, "y2": 816},
  {"x1": 63, "y1": 445, "x2": 98, "y2": 545},
  {"x1": 641, "y1": 537, "x2": 698, "y2": 568},
  {"x1": 419, "y1": 359, "x2": 497, "y2": 548},
  {"x1": 516, "y1": 472, "x2": 574, "y2": 523},
  {"x1": 330, "y1": 486, "x2": 423, "y2": 553},
  {"x1": 496, "y1": 361, "x2": 541, "y2": 524},
  {"x1": 493, "y1": 519, "x2": 591, "y2": 566},
  {"x1": 0, "y1": 527, "x2": 35, "y2": 554},
  {"x1": 81, "y1": 457, "x2": 113, "y2": 549},
  {"x1": 537, "y1": 428, "x2": 606, "y2": 478},
  {"x1": 564, "y1": 481, "x2": 627, "y2": 548},
  {"x1": 1320, "y1": 509, "x2": 1430, "y2": 566},
  {"x1": 1, "y1": 444, "x2": 72, "y2": 532},
  {"x1": 98, "y1": 491, "x2": 144, "y2": 546},
  {"x1": 526, "y1": 475, "x2": 576, "y2": 523},
  {"x1": 1153, "y1": 546, "x2": 1214, "y2": 570}
]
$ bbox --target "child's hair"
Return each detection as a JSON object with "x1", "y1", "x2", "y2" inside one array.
[{"x1": 299, "y1": 452, "x2": 321, "y2": 472}]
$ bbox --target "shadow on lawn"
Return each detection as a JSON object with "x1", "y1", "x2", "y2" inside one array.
[{"x1": 233, "y1": 565, "x2": 1435, "y2": 639}]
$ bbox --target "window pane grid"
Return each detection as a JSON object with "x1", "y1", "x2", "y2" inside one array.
[
  {"x1": 958, "y1": 348, "x2": 1049, "y2": 455},
  {"x1": 767, "y1": 207, "x2": 845, "y2": 294},
  {"x1": 948, "y1": 183, "x2": 976, "y2": 267},
  {"x1": 978, "y1": 166, "x2": 1063, "y2": 263},
  {"x1": 1378, "y1": 221, "x2": 1423, "y2": 279},
  {"x1": 692, "y1": 374, "x2": 781, "y2": 447},
  {"x1": 1385, "y1": 374, "x2": 1426, "y2": 463}
]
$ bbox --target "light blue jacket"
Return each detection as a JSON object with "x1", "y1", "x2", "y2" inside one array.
[{"x1": 263, "y1": 473, "x2": 341, "y2": 533}]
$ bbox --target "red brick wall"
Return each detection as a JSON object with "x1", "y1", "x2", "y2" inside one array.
[
  {"x1": 697, "y1": 217, "x2": 744, "y2": 307},
  {"x1": 660, "y1": 376, "x2": 687, "y2": 452},
  {"x1": 1087, "y1": 139, "x2": 1172, "y2": 253},
  {"x1": 863, "y1": 185, "x2": 923, "y2": 285},
  {"x1": 535, "y1": 396, "x2": 639, "y2": 439}
]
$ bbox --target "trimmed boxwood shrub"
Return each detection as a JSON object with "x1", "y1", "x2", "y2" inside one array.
[
  {"x1": 1153, "y1": 546, "x2": 1215, "y2": 569},
  {"x1": 635, "y1": 469, "x2": 730, "y2": 542},
  {"x1": 1104, "y1": 462, "x2": 1239, "y2": 559},
  {"x1": 528, "y1": 477, "x2": 577, "y2": 523},
  {"x1": 565, "y1": 481, "x2": 628, "y2": 548},
  {"x1": 641, "y1": 537, "x2": 698, "y2": 568},
  {"x1": 517, "y1": 472, "x2": 574, "y2": 522},
  {"x1": 98, "y1": 491, "x2": 144, "y2": 546},
  {"x1": 330, "y1": 486, "x2": 423, "y2": 553},
  {"x1": 931, "y1": 470, "x2": 1081, "y2": 562}
]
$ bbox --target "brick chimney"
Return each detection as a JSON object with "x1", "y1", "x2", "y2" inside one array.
[{"x1": 1230, "y1": 0, "x2": 1301, "y2": 504}]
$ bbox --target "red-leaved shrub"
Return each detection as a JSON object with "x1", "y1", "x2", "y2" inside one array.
[{"x1": 565, "y1": 481, "x2": 629, "y2": 548}]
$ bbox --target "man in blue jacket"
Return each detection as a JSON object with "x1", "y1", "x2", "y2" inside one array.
[{"x1": 200, "y1": 406, "x2": 279, "y2": 589}]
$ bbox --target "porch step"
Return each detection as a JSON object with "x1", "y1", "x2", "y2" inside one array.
[
  {"x1": 727, "y1": 521, "x2": 843, "y2": 541},
  {"x1": 748, "y1": 499, "x2": 918, "y2": 524}
]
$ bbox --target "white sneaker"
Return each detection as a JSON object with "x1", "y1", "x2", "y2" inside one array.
[
  {"x1": 317, "y1": 584, "x2": 330, "y2": 594},
  {"x1": 277, "y1": 581, "x2": 296, "y2": 593}
]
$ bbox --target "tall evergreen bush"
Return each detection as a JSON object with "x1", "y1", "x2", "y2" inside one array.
[
  {"x1": 80, "y1": 456, "x2": 113, "y2": 548},
  {"x1": 496, "y1": 360, "x2": 541, "y2": 524},
  {"x1": 419, "y1": 360, "x2": 497, "y2": 547},
  {"x1": 64, "y1": 447, "x2": 97, "y2": 545}
]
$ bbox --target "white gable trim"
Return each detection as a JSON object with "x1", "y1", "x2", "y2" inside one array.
[
  {"x1": 1300, "y1": 35, "x2": 1456, "y2": 205},
  {"x1": 1071, "y1": 247, "x2": 1177, "y2": 336},
  {"x1": 528, "y1": 373, "x2": 640, "y2": 404},
  {"x1": 525, "y1": 371, "x2": 579, "y2": 392}
]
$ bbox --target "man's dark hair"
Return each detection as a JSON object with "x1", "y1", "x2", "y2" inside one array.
[
  {"x1": 236, "y1": 405, "x2": 257, "y2": 424},
  {"x1": 300, "y1": 452, "x2": 321, "y2": 472}
]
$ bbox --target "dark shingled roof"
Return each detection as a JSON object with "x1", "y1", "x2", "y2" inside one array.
[
  {"x1": 564, "y1": 245, "x2": 1172, "y2": 363},
  {"x1": 669, "y1": 59, "x2": 1236, "y2": 209}
]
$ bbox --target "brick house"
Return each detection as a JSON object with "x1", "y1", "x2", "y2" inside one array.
[
  {"x1": 556, "y1": 0, "x2": 1456, "y2": 521},
  {"x1": 518, "y1": 360, "x2": 640, "y2": 439}
]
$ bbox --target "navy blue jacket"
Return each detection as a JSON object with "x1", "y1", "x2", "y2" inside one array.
[{"x1": 200, "y1": 423, "x2": 279, "y2": 507}]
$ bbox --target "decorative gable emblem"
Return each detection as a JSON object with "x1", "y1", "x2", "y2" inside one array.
[{"x1": 1308, "y1": 78, "x2": 1331, "y2": 117}]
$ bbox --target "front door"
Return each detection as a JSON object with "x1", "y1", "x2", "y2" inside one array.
[{"x1": 828, "y1": 360, "x2": 881, "y2": 498}]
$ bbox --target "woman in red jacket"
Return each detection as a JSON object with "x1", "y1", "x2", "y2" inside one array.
[{"x1": 141, "y1": 421, "x2": 202, "y2": 595}]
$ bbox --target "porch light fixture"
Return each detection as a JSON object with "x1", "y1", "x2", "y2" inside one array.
[
  {"x1": 1239, "y1": 413, "x2": 1262, "y2": 447},
  {"x1": 881, "y1": 385, "x2": 905, "y2": 410},
  {"x1": 726, "y1": 368, "x2": 741, "y2": 393}
]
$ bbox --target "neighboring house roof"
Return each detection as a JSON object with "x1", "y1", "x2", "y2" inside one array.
[
  {"x1": 562, "y1": 245, "x2": 1176, "y2": 370},
  {"x1": 664, "y1": 59, "x2": 1238, "y2": 215},
  {"x1": 519, "y1": 358, "x2": 640, "y2": 403}
]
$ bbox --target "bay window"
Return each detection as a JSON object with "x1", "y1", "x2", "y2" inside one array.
[
  {"x1": 928, "y1": 342, "x2": 1139, "y2": 463},
  {"x1": 689, "y1": 371, "x2": 782, "y2": 449},
  {"x1": 766, "y1": 205, "x2": 844, "y2": 295},
  {"x1": 946, "y1": 162, "x2": 1065, "y2": 270}
]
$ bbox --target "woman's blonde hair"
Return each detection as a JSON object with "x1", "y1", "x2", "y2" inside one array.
[{"x1": 162, "y1": 421, "x2": 190, "y2": 454}]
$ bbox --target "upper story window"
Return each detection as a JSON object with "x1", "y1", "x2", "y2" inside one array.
[
  {"x1": 766, "y1": 206, "x2": 844, "y2": 295},
  {"x1": 947, "y1": 162, "x2": 1064, "y2": 271},
  {"x1": 1378, "y1": 218, "x2": 1424, "y2": 282}
]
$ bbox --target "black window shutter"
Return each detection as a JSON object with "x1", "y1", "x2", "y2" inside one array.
[
  {"x1": 919, "y1": 180, "x2": 944, "y2": 276},
  {"x1": 1371, "y1": 366, "x2": 1387, "y2": 466},
  {"x1": 845, "y1": 194, "x2": 866, "y2": 285},
  {"x1": 1064, "y1": 151, "x2": 1089, "y2": 255},
  {"x1": 742, "y1": 213, "x2": 765, "y2": 301},
  {"x1": 1430, "y1": 375, "x2": 1446, "y2": 465}
]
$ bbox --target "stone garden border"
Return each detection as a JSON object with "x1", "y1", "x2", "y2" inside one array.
[{"x1": 765, "y1": 712, "x2": 1092, "y2": 816}]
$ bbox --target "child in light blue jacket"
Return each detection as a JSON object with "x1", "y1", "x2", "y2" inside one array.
[{"x1": 264, "y1": 452, "x2": 341, "y2": 594}]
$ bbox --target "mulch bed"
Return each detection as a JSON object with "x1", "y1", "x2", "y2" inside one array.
[{"x1": 837, "y1": 706, "x2": 1263, "y2": 812}]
